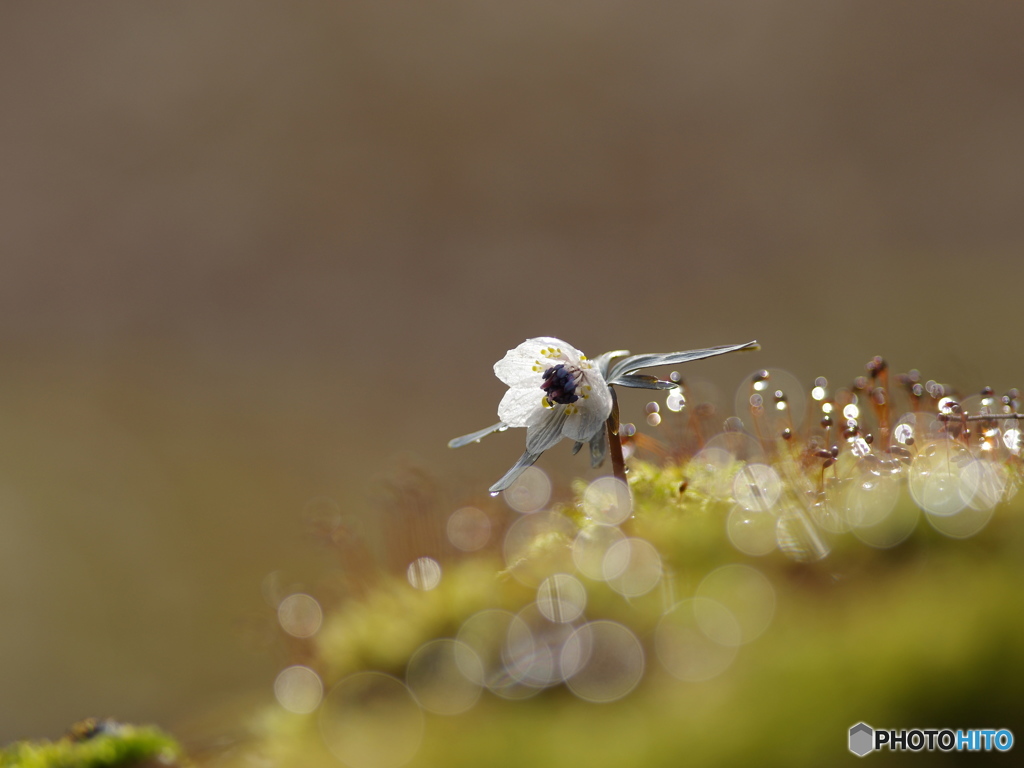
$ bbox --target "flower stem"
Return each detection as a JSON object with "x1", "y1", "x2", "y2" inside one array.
[{"x1": 607, "y1": 388, "x2": 627, "y2": 485}]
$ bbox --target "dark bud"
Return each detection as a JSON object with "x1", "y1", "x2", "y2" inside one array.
[
  {"x1": 820, "y1": 415, "x2": 833, "y2": 428},
  {"x1": 865, "y1": 433, "x2": 874, "y2": 444},
  {"x1": 981, "y1": 386, "x2": 994, "y2": 397},
  {"x1": 781, "y1": 428, "x2": 792, "y2": 440},
  {"x1": 679, "y1": 480, "x2": 688, "y2": 494},
  {"x1": 830, "y1": 445, "x2": 839, "y2": 458},
  {"x1": 822, "y1": 458, "x2": 834, "y2": 469}
]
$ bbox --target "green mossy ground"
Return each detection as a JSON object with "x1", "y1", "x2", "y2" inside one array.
[
  {"x1": 222, "y1": 456, "x2": 1024, "y2": 767},
  {"x1": 0, "y1": 723, "x2": 184, "y2": 768}
]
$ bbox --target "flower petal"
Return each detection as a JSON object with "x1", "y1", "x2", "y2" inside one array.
[
  {"x1": 526, "y1": 406, "x2": 569, "y2": 453},
  {"x1": 448, "y1": 421, "x2": 507, "y2": 449},
  {"x1": 562, "y1": 381, "x2": 612, "y2": 442},
  {"x1": 498, "y1": 385, "x2": 545, "y2": 428},
  {"x1": 494, "y1": 337, "x2": 582, "y2": 387}
]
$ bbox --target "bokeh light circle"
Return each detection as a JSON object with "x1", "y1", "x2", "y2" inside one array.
[
  {"x1": 726, "y1": 505, "x2": 777, "y2": 556},
  {"x1": 696, "y1": 565, "x2": 775, "y2": 644},
  {"x1": 456, "y1": 609, "x2": 538, "y2": 700},
  {"x1": 503, "y1": 511, "x2": 576, "y2": 587},
  {"x1": 274, "y1": 665, "x2": 323, "y2": 714},
  {"x1": 504, "y1": 466, "x2": 552, "y2": 514},
  {"x1": 446, "y1": 506, "x2": 491, "y2": 551},
  {"x1": 277, "y1": 593, "x2": 323, "y2": 638},
  {"x1": 732, "y1": 463, "x2": 782, "y2": 512},
  {"x1": 406, "y1": 639, "x2": 482, "y2": 715},
  {"x1": 320, "y1": 672, "x2": 424, "y2": 768},
  {"x1": 844, "y1": 474, "x2": 900, "y2": 528},
  {"x1": 562, "y1": 621, "x2": 645, "y2": 703},
  {"x1": 536, "y1": 573, "x2": 587, "y2": 623},
  {"x1": 688, "y1": 446, "x2": 738, "y2": 500},
  {"x1": 603, "y1": 537, "x2": 663, "y2": 597},
  {"x1": 572, "y1": 525, "x2": 626, "y2": 581},
  {"x1": 655, "y1": 598, "x2": 740, "y2": 682},
  {"x1": 406, "y1": 557, "x2": 442, "y2": 591},
  {"x1": 582, "y1": 476, "x2": 632, "y2": 526}
]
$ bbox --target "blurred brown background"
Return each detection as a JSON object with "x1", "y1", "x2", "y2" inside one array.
[{"x1": 1, "y1": 0, "x2": 1022, "y2": 743}]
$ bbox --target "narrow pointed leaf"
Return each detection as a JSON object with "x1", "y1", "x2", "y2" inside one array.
[
  {"x1": 448, "y1": 422, "x2": 507, "y2": 449},
  {"x1": 489, "y1": 451, "x2": 542, "y2": 493},
  {"x1": 608, "y1": 340, "x2": 759, "y2": 381},
  {"x1": 609, "y1": 374, "x2": 678, "y2": 390}
]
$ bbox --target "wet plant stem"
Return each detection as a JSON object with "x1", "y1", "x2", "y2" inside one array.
[{"x1": 607, "y1": 388, "x2": 627, "y2": 485}]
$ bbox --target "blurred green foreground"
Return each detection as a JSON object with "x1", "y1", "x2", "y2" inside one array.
[
  {"x1": 6, "y1": 439, "x2": 1022, "y2": 768},
  {"x1": 220, "y1": 449, "x2": 1024, "y2": 768}
]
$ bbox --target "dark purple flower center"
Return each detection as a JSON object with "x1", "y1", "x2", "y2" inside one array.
[{"x1": 541, "y1": 364, "x2": 579, "y2": 405}]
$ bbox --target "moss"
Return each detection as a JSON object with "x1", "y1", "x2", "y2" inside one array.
[
  {"x1": 1, "y1": 721, "x2": 184, "y2": 768},
  {"x1": 223, "y1": 444, "x2": 1024, "y2": 768}
]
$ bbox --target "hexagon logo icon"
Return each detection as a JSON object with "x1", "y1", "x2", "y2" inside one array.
[{"x1": 849, "y1": 723, "x2": 874, "y2": 757}]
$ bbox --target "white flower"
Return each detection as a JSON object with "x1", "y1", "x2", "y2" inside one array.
[
  {"x1": 451, "y1": 336, "x2": 759, "y2": 493},
  {"x1": 494, "y1": 337, "x2": 613, "y2": 452}
]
